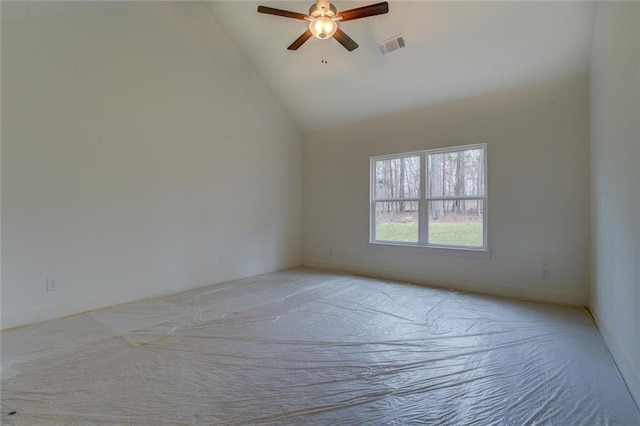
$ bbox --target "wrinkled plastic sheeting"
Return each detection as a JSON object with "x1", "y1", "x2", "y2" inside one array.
[{"x1": 1, "y1": 268, "x2": 639, "y2": 425}]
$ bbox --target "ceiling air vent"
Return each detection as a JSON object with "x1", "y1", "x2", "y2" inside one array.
[{"x1": 378, "y1": 34, "x2": 406, "y2": 55}]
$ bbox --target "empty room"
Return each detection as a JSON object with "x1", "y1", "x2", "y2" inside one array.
[{"x1": 1, "y1": 1, "x2": 639, "y2": 424}]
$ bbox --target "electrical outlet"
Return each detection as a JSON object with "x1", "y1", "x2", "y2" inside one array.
[
  {"x1": 540, "y1": 260, "x2": 550, "y2": 279},
  {"x1": 46, "y1": 277, "x2": 59, "y2": 291},
  {"x1": 219, "y1": 255, "x2": 225, "y2": 265}
]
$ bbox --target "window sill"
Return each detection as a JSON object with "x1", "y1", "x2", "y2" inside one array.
[{"x1": 367, "y1": 241, "x2": 492, "y2": 259}]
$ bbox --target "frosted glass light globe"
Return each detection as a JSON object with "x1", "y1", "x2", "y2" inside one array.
[{"x1": 309, "y1": 17, "x2": 337, "y2": 39}]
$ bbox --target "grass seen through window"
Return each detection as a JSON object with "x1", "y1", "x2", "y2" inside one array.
[{"x1": 376, "y1": 221, "x2": 483, "y2": 246}]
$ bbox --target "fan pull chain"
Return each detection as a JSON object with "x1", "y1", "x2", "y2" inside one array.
[{"x1": 322, "y1": 42, "x2": 328, "y2": 64}]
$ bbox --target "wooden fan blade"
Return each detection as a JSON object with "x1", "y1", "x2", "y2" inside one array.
[
  {"x1": 338, "y1": 2, "x2": 389, "y2": 22},
  {"x1": 288, "y1": 29, "x2": 313, "y2": 50},
  {"x1": 257, "y1": 5, "x2": 308, "y2": 20},
  {"x1": 333, "y1": 27, "x2": 359, "y2": 51}
]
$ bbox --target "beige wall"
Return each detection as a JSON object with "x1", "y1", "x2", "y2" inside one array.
[
  {"x1": 303, "y1": 74, "x2": 590, "y2": 305},
  {"x1": 1, "y1": 2, "x2": 302, "y2": 328},
  {"x1": 589, "y1": 1, "x2": 640, "y2": 406}
]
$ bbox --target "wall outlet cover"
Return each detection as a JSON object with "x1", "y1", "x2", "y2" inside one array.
[{"x1": 47, "y1": 277, "x2": 59, "y2": 291}]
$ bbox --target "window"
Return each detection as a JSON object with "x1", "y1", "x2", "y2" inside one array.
[{"x1": 370, "y1": 144, "x2": 487, "y2": 250}]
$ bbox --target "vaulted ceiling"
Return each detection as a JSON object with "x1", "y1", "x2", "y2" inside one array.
[
  {"x1": 207, "y1": 1, "x2": 596, "y2": 132},
  {"x1": 2, "y1": 1, "x2": 597, "y2": 133}
]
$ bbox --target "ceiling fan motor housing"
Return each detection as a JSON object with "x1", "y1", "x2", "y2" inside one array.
[{"x1": 309, "y1": 3, "x2": 337, "y2": 18}]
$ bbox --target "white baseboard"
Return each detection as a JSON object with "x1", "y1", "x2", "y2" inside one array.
[
  {"x1": 302, "y1": 258, "x2": 585, "y2": 306},
  {"x1": 1, "y1": 260, "x2": 301, "y2": 330},
  {"x1": 589, "y1": 299, "x2": 640, "y2": 409}
]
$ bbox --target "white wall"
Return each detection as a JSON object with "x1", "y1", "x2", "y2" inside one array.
[
  {"x1": 303, "y1": 74, "x2": 590, "y2": 305},
  {"x1": 1, "y1": 2, "x2": 302, "y2": 328},
  {"x1": 589, "y1": 2, "x2": 640, "y2": 407}
]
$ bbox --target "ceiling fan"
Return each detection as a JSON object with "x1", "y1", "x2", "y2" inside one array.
[{"x1": 257, "y1": 1, "x2": 389, "y2": 52}]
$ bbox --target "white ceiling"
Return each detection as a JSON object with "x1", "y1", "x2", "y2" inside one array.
[
  {"x1": 0, "y1": 1, "x2": 134, "y2": 20},
  {"x1": 207, "y1": 1, "x2": 596, "y2": 133},
  {"x1": 2, "y1": 1, "x2": 597, "y2": 133}
]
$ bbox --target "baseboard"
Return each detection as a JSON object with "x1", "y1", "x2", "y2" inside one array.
[
  {"x1": 1, "y1": 260, "x2": 301, "y2": 330},
  {"x1": 302, "y1": 258, "x2": 586, "y2": 307},
  {"x1": 589, "y1": 299, "x2": 640, "y2": 409}
]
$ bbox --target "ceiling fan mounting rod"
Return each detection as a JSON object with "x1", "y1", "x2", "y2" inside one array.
[{"x1": 316, "y1": 0, "x2": 332, "y2": 15}]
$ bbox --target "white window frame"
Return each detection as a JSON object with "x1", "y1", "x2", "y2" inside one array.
[{"x1": 370, "y1": 143, "x2": 488, "y2": 252}]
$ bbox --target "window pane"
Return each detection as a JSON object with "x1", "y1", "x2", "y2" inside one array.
[
  {"x1": 375, "y1": 156, "x2": 420, "y2": 199},
  {"x1": 427, "y1": 148, "x2": 485, "y2": 197},
  {"x1": 428, "y1": 200, "x2": 484, "y2": 247},
  {"x1": 375, "y1": 201, "x2": 419, "y2": 242}
]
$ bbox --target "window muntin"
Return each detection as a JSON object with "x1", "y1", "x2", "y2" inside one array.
[{"x1": 371, "y1": 144, "x2": 487, "y2": 249}]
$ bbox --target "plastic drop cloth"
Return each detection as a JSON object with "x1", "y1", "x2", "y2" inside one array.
[{"x1": 1, "y1": 268, "x2": 639, "y2": 425}]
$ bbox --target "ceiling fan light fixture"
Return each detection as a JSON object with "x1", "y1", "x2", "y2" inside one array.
[
  {"x1": 257, "y1": 1, "x2": 388, "y2": 50},
  {"x1": 309, "y1": 16, "x2": 337, "y2": 39}
]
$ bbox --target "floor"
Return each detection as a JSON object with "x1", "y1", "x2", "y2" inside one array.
[{"x1": 1, "y1": 268, "x2": 639, "y2": 425}]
